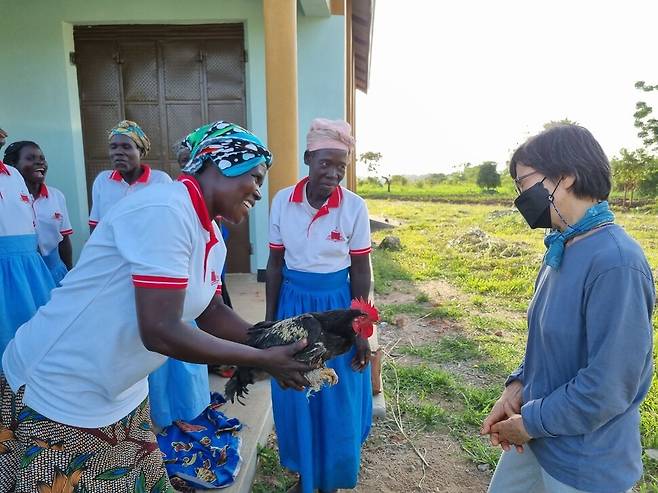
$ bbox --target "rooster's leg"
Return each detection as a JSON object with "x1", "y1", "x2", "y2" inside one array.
[
  {"x1": 319, "y1": 367, "x2": 338, "y2": 386},
  {"x1": 305, "y1": 367, "x2": 339, "y2": 393}
]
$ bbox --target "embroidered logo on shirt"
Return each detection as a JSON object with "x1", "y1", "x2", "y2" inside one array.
[
  {"x1": 20, "y1": 193, "x2": 30, "y2": 203},
  {"x1": 210, "y1": 271, "x2": 220, "y2": 286},
  {"x1": 53, "y1": 212, "x2": 62, "y2": 220},
  {"x1": 328, "y1": 229, "x2": 344, "y2": 242}
]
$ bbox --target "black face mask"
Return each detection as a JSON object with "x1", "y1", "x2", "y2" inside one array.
[{"x1": 514, "y1": 177, "x2": 561, "y2": 229}]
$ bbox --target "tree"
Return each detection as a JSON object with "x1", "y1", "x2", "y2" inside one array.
[
  {"x1": 611, "y1": 148, "x2": 652, "y2": 206},
  {"x1": 358, "y1": 151, "x2": 383, "y2": 174},
  {"x1": 382, "y1": 175, "x2": 392, "y2": 193},
  {"x1": 358, "y1": 151, "x2": 391, "y2": 192},
  {"x1": 543, "y1": 118, "x2": 579, "y2": 130},
  {"x1": 426, "y1": 173, "x2": 447, "y2": 185},
  {"x1": 476, "y1": 161, "x2": 501, "y2": 191},
  {"x1": 638, "y1": 157, "x2": 658, "y2": 197},
  {"x1": 634, "y1": 81, "x2": 658, "y2": 152}
]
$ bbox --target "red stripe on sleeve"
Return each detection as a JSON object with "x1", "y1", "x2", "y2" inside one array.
[
  {"x1": 269, "y1": 242, "x2": 285, "y2": 250},
  {"x1": 132, "y1": 275, "x2": 188, "y2": 290},
  {"x1": 349, "y1": 246, "x2": 372, "y2": 256},
  {"x1": 60, "y1": 229, "x2": 74, "y2": 236},
  {"x1": 215, "y1": 285, "x2": 223, "y2": 295},
  {"x1": 88, "y1": 220, "x2": 98, "y2": 226}
]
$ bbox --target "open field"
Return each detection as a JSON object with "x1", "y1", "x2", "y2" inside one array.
[{"x1": 255, "y1": 197, "x2": 658, "y2": 492}]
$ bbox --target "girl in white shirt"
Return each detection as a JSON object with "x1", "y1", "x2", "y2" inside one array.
[
  {"x1": 5, "y1": 141, "x2": 73, "y2": 285},
  {"x1": 0, "y1": 139, "x2": 55, "y2": 358}
]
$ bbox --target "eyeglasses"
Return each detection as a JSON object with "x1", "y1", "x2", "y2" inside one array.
[{"x1": 514, "y1": 170, "x2": 541, "y2": 194}]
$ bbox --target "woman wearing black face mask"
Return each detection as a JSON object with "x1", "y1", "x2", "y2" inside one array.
[{"x1": 481, "y1": 125, "x2": 655, "y2": 493}]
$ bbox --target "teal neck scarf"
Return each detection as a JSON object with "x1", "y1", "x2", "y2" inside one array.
[{"x1": 544, "y1": 200, "x2": 615, "y2": 269}]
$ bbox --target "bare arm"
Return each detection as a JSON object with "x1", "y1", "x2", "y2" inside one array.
[
  {"x1": 349, "y1": 253, "x2": 371, "y2": 300},
  {"x1": 135, "y1": 287, "x2": 311, "y2": 388},
  {"x1": 265, "y1": 249, "x2": 285, "y2": 321},
  {"x1": 58, "y1": 235, "x2": 73, "y2": 270},
  {"x1": 195, "y1": 292, "x2": 251, "y2": 343},
  {"x1": 349, "y1": 253, "x2": 373, "y2": 371}
]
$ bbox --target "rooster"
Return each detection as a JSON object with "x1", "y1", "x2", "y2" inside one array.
[{"x1": 225, "y1": 298, "x2": 379, "y2": 404}]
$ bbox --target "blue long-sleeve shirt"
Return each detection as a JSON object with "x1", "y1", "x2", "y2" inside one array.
[{"x1": 510, "y1": 224, "x2": 655, "y2": 493}]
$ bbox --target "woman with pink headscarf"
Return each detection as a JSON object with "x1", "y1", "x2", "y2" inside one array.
[{"x1": 266, "y1": 118, "x2": 373, "y2": 493}]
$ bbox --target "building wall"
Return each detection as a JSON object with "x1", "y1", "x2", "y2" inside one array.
[
  {"x1": 297, "y1": 13, "x2": 346, "y2": 177},
  {"x1": 0, "y1": 0, "x2": 346, "y2": 272}
]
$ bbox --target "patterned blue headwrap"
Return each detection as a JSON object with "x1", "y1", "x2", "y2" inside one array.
[{"x1": 181, "y1": 121, "x2": 273, "y2": 177}]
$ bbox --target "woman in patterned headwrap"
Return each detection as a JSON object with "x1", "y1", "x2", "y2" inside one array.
[
  {"x1": 0, "y1": 122, "x2": 313, "y2": 492},
  {"x1": 147, "y1": 123, "x2": 238, "y2": 432},
  {"x1": 88, "y1": 120, "x2": 171, "y2": 233},
  {"x1": 178, "y1": 122, "x2": 235, "y2": 308}
]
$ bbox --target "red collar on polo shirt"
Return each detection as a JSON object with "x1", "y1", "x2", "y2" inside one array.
[
  {"x1": 0, "y1": 160, "x2": 10, "y2": 175},
  {"x1": 37, "y1": 183, "x2": 49, "y2": 198},
  {"x1": 109, "y1": 165, "x2": 152, "y2": 184},
  {"x1": 177, "y1": 174, "x2": 218, "y2": 276},
  {"x1": 289, "y1": 176, "x2": 343, "y2": 227}
]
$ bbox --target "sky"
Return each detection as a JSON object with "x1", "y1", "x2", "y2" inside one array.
[{"x1": 355, "y1": 0, "x2": 658, "y2": 177}]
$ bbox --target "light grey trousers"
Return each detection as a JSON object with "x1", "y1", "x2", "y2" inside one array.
[{"x1": 487, "y1": 446, "x2": 633, "y2": 493}]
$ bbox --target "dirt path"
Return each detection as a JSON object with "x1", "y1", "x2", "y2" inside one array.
[
  {"x1": 355, "y1": 421, "x2": 490, "y2": 493},
  {"x1": 254, "y1": 278, "x2": 500, "y2": 492}
]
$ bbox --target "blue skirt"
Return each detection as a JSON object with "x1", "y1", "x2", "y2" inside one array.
[
  {"x1": 0, "y1": 235, "x2": 55, "y2": 358},
  {"x1": 42, "y1": 248, "x2": 68, "y2": 286},
  {"x1": 148, "y1": 322, "x2": 210, "y2": 428},
  {"x1": 271, "y1": 266, "x2": 372, "y2": 493}
]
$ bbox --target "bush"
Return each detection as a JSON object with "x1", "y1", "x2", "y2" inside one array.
[{"x1": 476, "y1": 162, "x2": 501, "y2": 190}]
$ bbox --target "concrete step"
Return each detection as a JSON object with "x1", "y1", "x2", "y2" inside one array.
[{"x1": 200, "y1": 373, "x2": 273, "y2": 493}]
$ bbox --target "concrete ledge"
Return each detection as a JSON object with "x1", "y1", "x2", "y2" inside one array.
[{"x1": 202, "y1": 374, "x2": 273, "y2": 493}]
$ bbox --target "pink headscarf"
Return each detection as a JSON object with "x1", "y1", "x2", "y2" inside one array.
[{"x1": 306, "y1": 118, "x2": 355, "y2": 153}]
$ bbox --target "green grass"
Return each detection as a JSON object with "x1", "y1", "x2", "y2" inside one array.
[
  {"x1": 399, "y1": 335, "x2": 480, "y2": 363},
  {"x1": 252, "y1": 445, "x2": 297, "y2": 493},
  {"x1": 429, "y1": 302, "x2": 466, "y2": 320},
  {"x1": 378, "y1": 302, "x2": 427, "y2": 322},
  {"x1": 368, "y1": 197, "x2": 658, "y2": 488},
  {"x1": 359, "y1": 181, "x2": 517, "y2": 203},
  {"x1": 359, "y1": 180, "x2": 657, "y2": 207},
  {"x1": 383, "y1": 361, "x2": 502, "y2": 467}
]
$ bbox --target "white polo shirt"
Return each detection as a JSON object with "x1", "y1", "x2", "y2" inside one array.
[
  {"x1": 88, "y1": 165, "x2": 172, "y2": 227},
  {"x1": 0, "y1": 162, "x2": 36, "y2": 236},
  {"x1": 32, "y1": 184, "x2": 73, "y2": 256},
  {"x1": 3, "y1": 175, "x2": 226, "y2": 428},
  {"x1": 269, "y1": 177, "x2": 372, "y2": 273}
]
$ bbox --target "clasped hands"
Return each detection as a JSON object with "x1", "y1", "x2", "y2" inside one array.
[{"x1": 480, "y1": 380, "x2": 531, "y2": 452}]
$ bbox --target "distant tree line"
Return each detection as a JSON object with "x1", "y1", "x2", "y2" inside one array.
[
  {"x1": 358, "y1": 152, "x2": 504, "y2": 193},
  {"x1": 358, "y1": 92, "x2": 658, "y2": 204}
]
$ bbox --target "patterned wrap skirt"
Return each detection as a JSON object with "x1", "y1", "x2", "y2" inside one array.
[{"x1": 0, "y1": 374, "x2": 173, "y2": 493}]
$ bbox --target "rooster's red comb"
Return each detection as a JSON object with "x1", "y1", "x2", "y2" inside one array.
[{"x1": 350, "y1": 297, "x2": 379, "y2": 322}]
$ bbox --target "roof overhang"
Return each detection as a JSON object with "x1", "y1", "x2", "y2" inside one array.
[
  {"x1": 299, "y1": 0, "x2": 332, "y2": 17},
  {"x1": 352, "y1": 0, "x2": 374, "y2": 93},
  {"x1": 298, "y1": 0, "x2": 375, "y2": 93}
]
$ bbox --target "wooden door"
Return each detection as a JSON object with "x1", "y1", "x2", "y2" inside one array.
[{"x1": 74, "y1": 24, "x2": 252, "y2": 272}]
